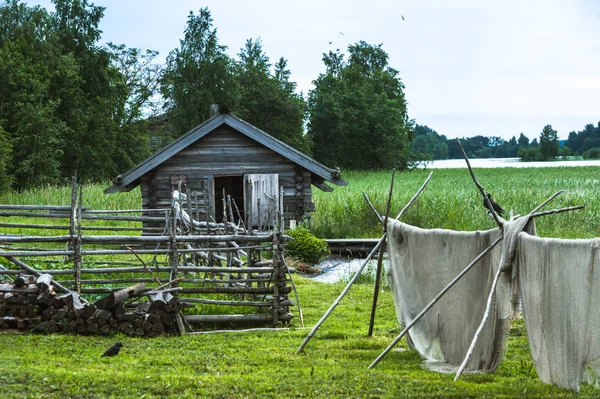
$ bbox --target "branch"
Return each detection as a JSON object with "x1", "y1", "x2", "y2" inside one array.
[
  {"x1": 456, "y1": 140, "x2": 503, "y2": 228},
  {"x1": 530, "y1": 205, "x2": 584, "y2": 218},
  {"x1": 527, "y1": 190, "x2": 563, "y2": 215},
  {"x1": 395, "y1": 171, "x2": 433, "y2": 220},
  {"x1": 363, "y1": 192, "x2": 383, "y2": 223},
  {"x1": 125, "y1": 245, "x2": 162, "y2": 285}
]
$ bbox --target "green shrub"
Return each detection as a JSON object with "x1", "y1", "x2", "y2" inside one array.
[
  {"x1": 583, "y1": 147, "x2": 600, "y2": 159},
  {"x1": 285, "y1": 226, "x2": 330, "y2": 265}
]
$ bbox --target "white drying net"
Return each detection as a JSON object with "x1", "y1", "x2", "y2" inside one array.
[
  {"x1": 385, "y1": 220, "x2": 513, "y2": 372},
  {"x1": 516, "y1": 233, "x2": 600, "y2": 392}
]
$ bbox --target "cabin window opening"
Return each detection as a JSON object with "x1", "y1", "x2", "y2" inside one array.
[{"x1": 213, "y1": 175, "x2": 244, "y2": 223}]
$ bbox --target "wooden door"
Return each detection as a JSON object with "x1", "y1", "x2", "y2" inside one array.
[{"x1": 244, "y1": 174, "x2": 279, "y2": 230}]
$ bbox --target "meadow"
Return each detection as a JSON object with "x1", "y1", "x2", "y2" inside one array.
[
  {"x1": 0, "y1": 167, "x2": 599, "y2": 398},
  {"x1": 311, "y1": 167, "x2": 600, "y2": 239}
]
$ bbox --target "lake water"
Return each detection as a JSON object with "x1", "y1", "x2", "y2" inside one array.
[
  {"x1": 425, "y1": 158, "x2": 600, "y2": 169},
  {"x1": 309, "y1": 257, "x2": 383, "y2": 284}
]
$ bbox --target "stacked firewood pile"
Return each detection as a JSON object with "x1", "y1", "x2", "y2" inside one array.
[{"x1": 0, "y1": 274, "x2": 185, "y2": 337}]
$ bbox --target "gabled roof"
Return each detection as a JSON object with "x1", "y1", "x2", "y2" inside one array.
[{"x1": 105, "y1": 113, "x2": 348, "y2": 194}]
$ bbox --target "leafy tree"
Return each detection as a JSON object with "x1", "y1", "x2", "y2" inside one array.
[
  {"x1": 411, "y1": 124, "x2": 448, "y2": 159},
  {"x1": 517, "y1": 133, "x2": 530, "y2": 148},
  {"x1": 559, "y1": 146, "x2": 572, "y2": 157},
  {"x1": 308, "y1": 42, "x2": 413, "y2": 170},
  {"x1": 0, "y1": 0, "x2": 156, "y2": 188},
  {"x1": 539, "y1": 124, "x2": 559, "y2": 160},
  {"x1": 234, "y1": 39, "x2": 310, "y2": 154},
  {"x1": 0, "y1": 126, "x2": 12, "y2": 192},
  {"x1": 161, "y1": 7, "x2": 239, "y2": 136},
  {"x1": 107, "y1": 43, "x2": 163, "y2": 124},
  {"x1": 566, "y1": 122, "x2": 600, "y2": 155},
  {"x1": 0, "y1": 0, "x2": 66, "y2": 187}
]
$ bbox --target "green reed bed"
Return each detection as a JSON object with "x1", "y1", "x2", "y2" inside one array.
[{"x1": 311, "y1": 167, "x2": 600, "y2": 239}]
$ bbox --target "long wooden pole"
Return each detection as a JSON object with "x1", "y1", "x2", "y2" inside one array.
[
  {"x1": 296, "y1": 172, "x2": 433, "y2": 354},
  {"x1": 454, "y1": 252, "x2": 504, "y2": 380},
  {"x1": 368, "y1": 169, "x2": 395, "y2": 336},
  {"x1": 296, "y1": 237, "x2": 384, "y2": 353},
  {"x1": 368, "y1": 236, "x2": 503, "y2": 369}
]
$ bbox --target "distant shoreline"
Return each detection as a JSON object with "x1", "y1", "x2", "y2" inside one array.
[{"x1": 422, "y1": 157, "x2": 600, "y2": 169}]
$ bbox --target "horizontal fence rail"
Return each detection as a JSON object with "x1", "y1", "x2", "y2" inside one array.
[{"x1": 0, "y1": 181, "x2": 294, "y2": 331}]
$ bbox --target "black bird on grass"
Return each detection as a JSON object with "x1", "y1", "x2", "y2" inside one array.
[
  {"x1": 484, "y1": 193, "x2": 504, "y2": 217},
  {"x1": 101, "y1": 342, "x2": 123, "y2": 357}
]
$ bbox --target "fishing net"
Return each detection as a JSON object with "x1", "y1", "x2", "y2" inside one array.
[
  {"x1": 385, "y1": 220, "x2": 511, "y2": 372},
  {"x1": 516, "y1": 233, "x2": 600, "y2": 392}
]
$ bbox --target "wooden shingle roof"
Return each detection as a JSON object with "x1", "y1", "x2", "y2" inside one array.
[{"x1": 104, "y1": 113, "x2": 348, "y2": 194}]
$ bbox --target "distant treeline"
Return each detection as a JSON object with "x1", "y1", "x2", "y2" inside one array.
[{"x1": 412, "y1": 122, "x2": 600, "y2": 161}]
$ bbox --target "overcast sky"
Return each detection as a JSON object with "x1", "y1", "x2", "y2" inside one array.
[{"x1": 26, "y1": 0, "x2": 600, "y2": 140}]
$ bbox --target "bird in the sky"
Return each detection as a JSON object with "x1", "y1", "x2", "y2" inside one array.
[
  {"x1": 101, "y1": 342, "x2": 123, "y2": 357},
  {"x1": 339, "y1": 32, "x2": 344, "y2": 36},
  {"x1": 328, "y1": 41, "x2": 332, "y2": 45},
  {"x1": 401, "y1": 15, "x2": 405, "y2": 20},
  {"x1": 484, "y1": 193, "x2": 504, "y2": 217}
]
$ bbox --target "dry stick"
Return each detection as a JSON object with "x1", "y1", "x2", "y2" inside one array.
[
  {"x1": 368, "y1": 168, "x2": 395, "y2": 336},
  {"x1": 526, "y1": 190, "x2": 563, "y2": 214},
  {"x1": 363, "y1": 192, "x2": 383, "y2": 223},
  {"x1": 456, "y1": 140, "x2": 503, "y2": 228},
  {"x1": 296, "y1": 237, "x2": 384, "y2": 353},
  {"x1": 530, "y1": 205, "x2": 583, "y2": 218},
  {"x1": 125, "y1": 246, "x2": 162, "y2": 285},
  {"x1": 454, "y1": 253, "x2": 504, "y2": 380},
  {"x1": 283, "y1": 257, "x2": 305, "y2": 327},
  {"x1": 394, "y1": 171, "x2": 433, "y2": 220},
  {"x1": 368, "y1": 236, "x2": 503, "y2": 369},
  {"x1": 296, "y1": 172, "x2": 433, "y2": 354}
]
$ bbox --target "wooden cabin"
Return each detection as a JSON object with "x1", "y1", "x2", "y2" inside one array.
[{"x1": 104, "y1": 110, "x2": 347, "y2": 232}]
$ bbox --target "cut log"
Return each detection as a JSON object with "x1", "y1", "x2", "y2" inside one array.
[
  {"x1": 36, "y1": 274, "x2": 53, "y2": 289},
  {"x1": 93, "y1": 282, "x2": 146, "y2": 310},
  {"x1": 14, "y1": 274, "x2": 35, "y2": 287}
]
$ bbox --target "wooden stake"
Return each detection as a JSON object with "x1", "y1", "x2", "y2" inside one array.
[
  {"x1": 368, "y1": 169, "x2": 395, "y2": 336},
  {"x1": 363, "y1": 192, "x2": 383, "y2": 223},
  {"x1": 296, "y1": 237, "x2": 384, "y2": 353}
]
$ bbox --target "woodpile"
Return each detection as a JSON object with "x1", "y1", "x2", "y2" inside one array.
[{"x1": 0, "y1": 274, "x2": 185, "y2": 336}]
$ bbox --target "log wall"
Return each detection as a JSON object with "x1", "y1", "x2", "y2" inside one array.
[{"x1": 139, "y1": 126, "x2": 314, "y2": 234}]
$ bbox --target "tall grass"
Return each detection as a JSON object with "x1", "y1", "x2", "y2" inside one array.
[
  {"x1": 0, "y1": 181, "x2": 140, "y2": 210},
  {"x1": 1, "y1": 168, "x2": 598, "y2": 240},
  {"x1": 312, "y1": 167, "x2": 600, "y2": 239}
]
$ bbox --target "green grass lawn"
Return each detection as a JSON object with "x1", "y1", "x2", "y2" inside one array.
[{"x1": 0, "y1": 279, "x2": 593, "y2": 398}]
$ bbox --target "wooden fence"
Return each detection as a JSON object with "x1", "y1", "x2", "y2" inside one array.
[{"x1": 0, "y1": 178, "x2": 294, "y2": 328}]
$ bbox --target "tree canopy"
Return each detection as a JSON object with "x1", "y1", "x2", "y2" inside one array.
[
  {"x1": 0, "y1": 0, "x2": 156, "y2": 189},
  {"x1": 307, "y1": 42, "x2": 414, "y2": 170}
]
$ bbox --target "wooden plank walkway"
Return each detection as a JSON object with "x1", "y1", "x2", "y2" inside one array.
[{"x1": 326, "y1": 238, "x2": 380, "y2": 258}]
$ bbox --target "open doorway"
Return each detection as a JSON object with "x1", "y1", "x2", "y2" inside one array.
[{"x1": 213, "y1": 175, "x2": 244, "y2": 223}]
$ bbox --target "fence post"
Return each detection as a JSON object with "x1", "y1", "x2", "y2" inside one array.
[
  {"x1": 70, "y1": 174, "x2": 82, "y2": 294},
  {"x1": 272, "y1": 234, "x2": 280, "y2": 326}
]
